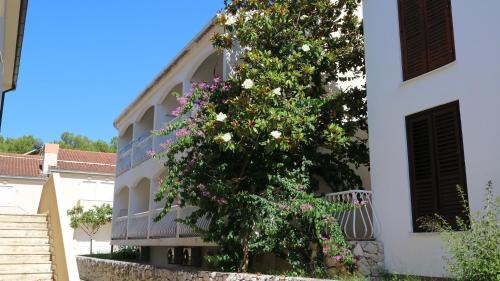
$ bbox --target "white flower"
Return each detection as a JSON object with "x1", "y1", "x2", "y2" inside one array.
[
  {"x1": 300, "y1": 15, "x2": 309, "y2": 20},
  {"x1": 272, "y1": 87, "x2": 282, "y2": 96},
  {"x1": 221, "y1": 133, "x2": 232, "y2": 142},
  {"x1": 216, "y1": 112, "x2": 227, "y2": 122},
  {"x1": 343, "y1": 105, "x2": 350, "y2": 111},
  {"x1": 225, "y1": 14, "x2": 237, "y2": 26},
  {"x1": 270, "y1": 130, "x2": 282, "y2": 139},
  {"x1": 242, "y1": 79, "x2": 254, "y2": 89},
  {"x1": 301, "y1": 44, "x2": 311, "y2": 52}
]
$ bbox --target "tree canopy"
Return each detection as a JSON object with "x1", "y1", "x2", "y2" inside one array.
[
  {"x1": 0, "y1": 132, "x2": 117, "y2": 154},
  {"x1": 154, "y1": 0, "x2": 366, "y2": 276}
]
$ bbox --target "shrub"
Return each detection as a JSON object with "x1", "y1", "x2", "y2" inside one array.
[{"x1": 420, "y1": 181, "x2": 500, "y2": 281}]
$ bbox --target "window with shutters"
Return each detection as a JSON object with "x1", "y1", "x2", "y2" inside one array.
[
  {"x1": 398, "y1": 0, "x2": 456, "y2": 80},
  {"x1": 406, "y1": 101, "x2": 468, "y2": 232}
]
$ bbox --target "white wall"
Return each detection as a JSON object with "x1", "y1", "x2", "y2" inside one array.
[
  {"x1": 363, "y1": 0, "x2": 500, "y2": 277},
  {"x1": 58, "y1": 173, "x2": 114, "y2": 255},
  {"x1": 0, "y1": 178, "x2": 44, "y2": 213}
]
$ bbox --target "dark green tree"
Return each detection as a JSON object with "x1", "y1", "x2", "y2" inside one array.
[{"x1": 154, "y1": 0, "x2": 366, "y2": 275}]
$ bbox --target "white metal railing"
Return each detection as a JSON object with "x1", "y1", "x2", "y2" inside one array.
[
  {"x1": 111, "y1": 216, "x2": 127, "y2": 240},
  {"x1": 325, "y1": 190, "x2": 376, "y2": 240},
  {"x1": 149, "y1": 207, "x2": 178, "y2": 238},
  {"x1": 116, "y1": 148, "x2": 132, "y2": 175},
  {"x1": 127, "y1": 211, "x2": 149, "y2": 239},
  {"x1": 178, "y1": 206, "x2": 210, "y2": 237},
  {"x1": 155, "y1": 133, "x2": 176, "y2": 152},
  {"x1": 133, "y1": 134, "x2": 153, "y2": 166}
]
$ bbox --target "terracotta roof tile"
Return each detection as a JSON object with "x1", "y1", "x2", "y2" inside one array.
[
  {"x1": 56, "y1": 149, "x2": 116, "y2": 174},
  {"x1": 0, "y1": 153, "x2": 43, "y2": 178}
]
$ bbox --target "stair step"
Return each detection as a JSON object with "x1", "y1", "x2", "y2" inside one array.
[
  {"x1": 0, "y1": 237, "x2": 49, "y2": 245},
  {"x1": 0, "y1": 245, "x2": 50, "y2": 254},
  {"x1": 0, "y1": 254, "x2": 51, "y2": 263},
  {"x1": 0, "y1": 221, "x2": 48, "y2": 229},
  {"x1": 0, "y1": 229, "x2": 48, "y2": 238},
  {"x1": 0, "y1": 272, "x2": 52, "y2": 281},
  {"x1": 0, "y1": 262, "x2": 52, "y2": 273},
  {"x1": 0, "y1": 214, "x2": 47, "y2": 223}
]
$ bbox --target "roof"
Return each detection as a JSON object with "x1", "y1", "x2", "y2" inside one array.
[
  {"x1": 55, "y1": 149, "x2": 116, "y2": 175},
  {"x1": 0, "y1": 153, "x2": 43, "y2": 178},
  {"x1": 0, "y1": 149, "x2": 116, "y2": 178}
]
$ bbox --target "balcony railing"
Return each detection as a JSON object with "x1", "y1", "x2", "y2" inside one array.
[
  {"x1": 133, "y1": 134, "x2": 153, "y2": 167},
  {"x1": 116, "y1": 147, "x2": 132, "y2": 175},
  {"x1": 178, "y1": 206, "x2": 210, "y2": 237},
  {"x1": 324, "y1": 190, "x2": 376, "y2": 241},
  {"x1": 127, "y1": 211, "x2": 149, "y2": 239},
  {"x1": 149, "y1": 207, "x2": 178, "y2": 238},
  {"x1": 111, "y1": 216, "x2": 127, "y2": 240}
]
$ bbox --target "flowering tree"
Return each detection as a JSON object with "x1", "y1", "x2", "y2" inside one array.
[{"x1": 154, "y1": 0, "x2": 366, "y2": 276}]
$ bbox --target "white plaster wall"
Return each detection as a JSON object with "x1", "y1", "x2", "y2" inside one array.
[
  {"x1": 58, "y1": 173, "x2": 114, "y2": 255},
  {"x1": 363, "y1": 0, "x2": 500, "y2": 277},
  {"x1": 0, "y1": 178, "x2": 44, "y2": 213}
]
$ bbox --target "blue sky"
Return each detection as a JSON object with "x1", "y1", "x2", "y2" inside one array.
[{"x1": 2, "y1": 1, "x2": 223, "y2": 142}]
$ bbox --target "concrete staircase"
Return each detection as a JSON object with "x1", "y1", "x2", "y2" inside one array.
[{"x1": 0, "y1": 214, "x2": 53, "y2": 281}]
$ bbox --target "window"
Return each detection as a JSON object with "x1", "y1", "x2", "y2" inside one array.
[
  {"x1": 406, "y1": 101, "x2": 468, "y2": 232},
  {"x1": 398, "y1": 0, "x2": 456, "y2": 80}
]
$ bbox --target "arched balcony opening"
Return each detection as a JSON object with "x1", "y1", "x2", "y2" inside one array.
[
  {"x1": 115, "y1": 187, "x2": 129, "y2": 217},
  {"x1": 116, "y1": 125, "x2": 133, "y2": 175},
  {"x1": 154, "y1": 84, "x2": 182, "y2": 151},
  {"x1": 191, "y1": 52, "x2": 223, "y2": 83},
  {"x1": 131, "y1": 178, "x2": 150, "y2": 214},
  {"x1": 111, "y1": 186, "x2": 129, "y2": 240},
  {"x1": 133, "y1": 106, "x2": 155, "y2": 166},
  {"x1": 128, "y1": 178, "x2": 151, "y2": 239}
]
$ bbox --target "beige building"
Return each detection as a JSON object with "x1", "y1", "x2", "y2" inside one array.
[{"x1": 0, "y1": 144, "x2": 116, "y2": 255}]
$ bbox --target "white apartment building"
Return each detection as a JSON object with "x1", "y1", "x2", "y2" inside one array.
[
  {"x1": 111, "y1": 18, "x2": 374, "y2": 269},
  {"x1": 364, "y1": 0, "x2": 500, "y2": 277}
]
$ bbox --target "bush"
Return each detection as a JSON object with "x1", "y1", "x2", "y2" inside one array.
[
  {"x1": 420, "y1": 181, "x2": 500, "y2": 281},
  {"x1": 86, "y1": 246, "x2": 139, "y2": 261}
]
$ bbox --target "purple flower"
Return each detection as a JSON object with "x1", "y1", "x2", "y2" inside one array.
[
  {"x1": 202, "y1": 191, "x2": 211, "y2": 197},
  {"x1": 175, "y1": 128, "x2": 190, "y2": 137},
  {"x1": 160, "y1": 140, "x2": 173, "y2": 150},
  {"x1": 332, "y1": 255, "x2": 343, "y2": 262},
  {"x1": 146, "y1": 150, "x2": 156, "y2": 158},
  {"x1": 177, "y1": 97, "x2": 189, "y2": 105},
  {"x1": 216, "y1": 198, "x2": 227, "y2": 205},
  {"x1": 300, "y1": 203, "x2": 313, "y2": 212},
  {"x1": 196, "y1": 131, "x2": 204, "y2": 137},
  {"x1": 172, "y1": 106, "x2": 182, "y2": 116}
]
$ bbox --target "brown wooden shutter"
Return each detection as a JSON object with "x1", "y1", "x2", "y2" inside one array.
[
  {"x1": 406, "y1": 112, "x2": 438, "y2": 231},
  {"x1": 406, "y1": 101, "x2": 468, "y2": 232},
  {"x1": 432, "y1": 103, "x2": 468, "y2": 228},
  {"x1": 424, "y1": 0, "x2": 456, "y2": 71},
  {"x1": 398, "y1": 0, "x2": 456, "y2": 81},
  {"x1": 399, "y1": 0, "x2": 428, "y2": 80}
]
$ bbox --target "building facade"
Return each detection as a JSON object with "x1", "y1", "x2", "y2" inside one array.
[
  {"x1": 0, "y1": 144, "x2": 116, "y2": 255},
  {"x1": 364, "y1": 0, "x2": 500, "y2": 277},
  {"x1": 111, "y1": 17, "x2": 375, "y2": 269}
]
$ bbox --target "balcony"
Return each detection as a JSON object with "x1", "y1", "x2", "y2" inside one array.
[
  {"x1": 325, "y1": 190, "x2": 376, "y2": 240},
  {"x1": 111, "y1": 206, "x2": 210, "y2": 242},
  {"x1": 111, "y1": 216, "x2": 127, "y2": 240},
  {"x1": 133, "y1": 134, "x2": 153, "y2": 167},
  {"x1": 128, "y1": 211, "x2": 149, "y2": 239}
]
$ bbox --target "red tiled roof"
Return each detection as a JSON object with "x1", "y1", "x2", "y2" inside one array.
[
  {"x1": 0, "y1": 153, "x2": 43, "y2": 178},
  {"x1": 0, "y1": 148, "x2": 116, "y2": 178},
  {"x1": 56, "y1": 149, "x2": 116, "y2": 174}
]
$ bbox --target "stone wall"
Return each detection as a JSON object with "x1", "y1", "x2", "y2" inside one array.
[
  {"x1": 77, "y1": 241, "x2": 384, "y2": 281},
  {"x1": 350, "y1": 241, "x2": 384, "y2": 278}
]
